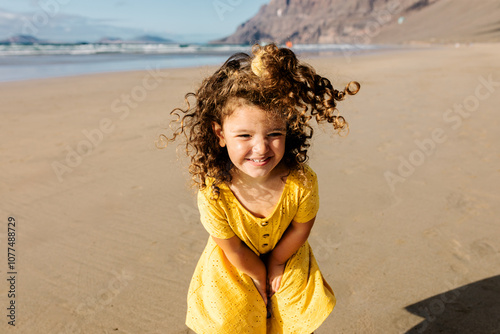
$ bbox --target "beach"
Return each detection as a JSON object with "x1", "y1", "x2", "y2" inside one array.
[{"x1": 1, "y1": 43, "x2": 500, "y2": 333}]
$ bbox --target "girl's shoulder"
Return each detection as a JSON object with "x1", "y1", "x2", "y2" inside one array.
[
  {"x1": 288, "y1": 164, "x2": 318, "y2": 191},
  {"x1": 290, "y1": 164, "x2": 317, "y2": 182},
  {"x1": 300, "y1": 164, "x2": 317, "y2": 179},
  {"x1": 198, "y1": 175, "x2": 230, "y2": 203}
]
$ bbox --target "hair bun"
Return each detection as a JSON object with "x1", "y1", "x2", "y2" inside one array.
[{"x1": 251, "y1": 49, "x2": 265, "y2": 77}]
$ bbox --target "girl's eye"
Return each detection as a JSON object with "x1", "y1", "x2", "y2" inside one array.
[{"x1": 238, "y1": 134, "x2": 251, "y2": 138}]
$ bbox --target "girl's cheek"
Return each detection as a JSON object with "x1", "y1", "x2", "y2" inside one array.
[
  {"x1": 272, "y1": 138, "x2": 286, "y2": 150},
  {"x1": 235, "y1": 142, "x2": 247, "y2": 152}
]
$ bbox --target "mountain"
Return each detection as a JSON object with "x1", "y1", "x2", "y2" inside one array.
[
  {"x1": 214, "y1": 0, "x2": 500, "y2": 44},
  {"x1": 130, "y1": 35, "x2": 175, "y2": 43},
  {"x1": 372, "y1": 0, "x2": 500, "y2": 43},
  {"x1": 96, "y1": 37, "x2": 124, "y2": 44},
  {"x1": 0, "y1": 35, "x2": 43, "y2": 44},
  {"x1": 96, "y1": 35, "x2": 175, "y2": 44},
  {"x1": 0, "y1": 34, "x2": 175, "y2": 45}
]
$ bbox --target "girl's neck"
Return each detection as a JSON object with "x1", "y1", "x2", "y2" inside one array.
[
  {"x1": 228, "y1": 164, "x2": 290, "y2": 219},
  {"x1": 230, "y1": 163, "x2": 288, "y2": 190}
]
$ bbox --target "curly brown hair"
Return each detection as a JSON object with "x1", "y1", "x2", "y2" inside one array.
[{"x1": 158, "y1": 43, "x2": 360, "y2": 197}]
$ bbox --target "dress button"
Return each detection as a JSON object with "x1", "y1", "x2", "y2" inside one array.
[
  {"x1": 263, "y1": 234, "x2": 269, "y2": 238},
  {"x1": 261, "y1": 221, "x2": 269, "y2": 226}
]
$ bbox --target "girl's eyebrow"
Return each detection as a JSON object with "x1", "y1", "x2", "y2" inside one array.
[
  {"x1": 230, "y1": 128, "x2": 251, "y2": 133},
  {"x1": 230, "y1": 127, "x2": 286, "y2": 133}
]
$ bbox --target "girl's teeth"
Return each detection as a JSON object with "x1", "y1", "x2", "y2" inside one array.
[{"x1": 252, "y1": 159, "x2": 265, "y2": 162}]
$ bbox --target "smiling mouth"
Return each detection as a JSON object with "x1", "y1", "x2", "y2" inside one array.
[{"x1": 248, "y1": 157, "x2": 271, "y2": 163}]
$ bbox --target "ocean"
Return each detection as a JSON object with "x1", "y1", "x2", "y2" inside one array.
[{"x1": 0, "y1": 43, "x2": 380, "y2": 82}]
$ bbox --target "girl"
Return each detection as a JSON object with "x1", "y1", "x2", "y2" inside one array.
[{"x1": 160, "y1": 43, "x2": 359, "y2": 334}]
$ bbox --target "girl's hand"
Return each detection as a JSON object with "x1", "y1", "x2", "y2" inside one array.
[
  {"x1": 267, "y1": 260, "x2": 286, "y2": 297},
  {"x1": 252, "y1": 278, "x2": 268, "y2": 306}
]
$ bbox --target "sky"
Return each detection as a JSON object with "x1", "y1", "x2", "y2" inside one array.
[{"x1": 0, "y1": 0, "x2": 270, "y2": 43}]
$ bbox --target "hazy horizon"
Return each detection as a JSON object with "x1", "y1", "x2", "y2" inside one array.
[{"x1": 0, "y1": 0, "x2": 270, "y2": 44}]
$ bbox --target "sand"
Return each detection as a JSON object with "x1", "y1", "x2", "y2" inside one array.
[{"x1": 1, "y1": 44, "x2": 499, "y2": 333}]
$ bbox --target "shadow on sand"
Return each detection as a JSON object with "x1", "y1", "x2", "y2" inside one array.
[{"x1": 405, "y1": 275, "x2": 500, "y2": 333}]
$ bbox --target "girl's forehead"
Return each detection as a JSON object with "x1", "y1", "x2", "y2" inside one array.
[{"x1": 224, "y1": 105, "x2": 286, "y2": 128}]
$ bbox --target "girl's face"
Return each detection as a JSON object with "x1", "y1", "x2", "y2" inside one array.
[{"x1": 214, "y1": 103, "x2": 286, "y2": 182}]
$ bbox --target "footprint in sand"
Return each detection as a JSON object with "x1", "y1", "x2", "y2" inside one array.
[
  {"x1": 446, "y1": 191, "x2": 491, "y2": 216},
  {"x1": 470, "y1": 238, "x2": 498, "y2": 258},
  {"x1": 451, "y1": 239, "x2": 471, "y2": 263}
]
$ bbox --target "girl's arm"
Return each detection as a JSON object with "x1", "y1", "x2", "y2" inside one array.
[
  {"x1": 266, "y1": 217, "x2": 316, "y2": 295},
  {"x1": 211, "y1": 235, "x2": 268, "y2": 305}
]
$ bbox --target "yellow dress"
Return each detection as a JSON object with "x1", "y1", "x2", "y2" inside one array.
[{"x1": 186, "y1": 165, "x2": 335, "y2": 334}]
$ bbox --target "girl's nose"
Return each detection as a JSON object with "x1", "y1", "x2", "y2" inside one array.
[{"x1": 252, "y1": 137, "x2": 269, "y2": 154}]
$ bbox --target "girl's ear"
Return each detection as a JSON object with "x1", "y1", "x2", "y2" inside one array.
[{"x1": 212, "y1": 122, "x2": 226, "y2": 147}]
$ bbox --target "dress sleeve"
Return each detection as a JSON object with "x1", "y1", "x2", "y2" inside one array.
[
  {"x1": 293, "y1": 167, "x2": 320, "y2": 223},
  {"x1": 197, "y1": 189, "x2": 236, "y2": 239}
]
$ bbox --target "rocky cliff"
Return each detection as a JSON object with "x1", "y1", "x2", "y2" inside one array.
[
  {"x1": 214, "y1": 0, "x2": 500, "y2": 44},
  {"x1": 372, "y1": 0, "x2": 500, "y2": 44}
]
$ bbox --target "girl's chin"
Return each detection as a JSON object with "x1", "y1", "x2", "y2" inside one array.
[
  {"x1": 237, "y1": 164, "x2": 275, "y2": 179},
  {"x1": 231, "y1": 158, "x2": 284, "y2": 180}
]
